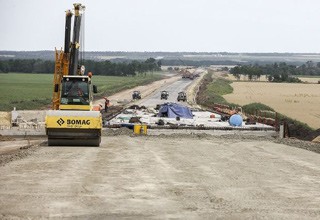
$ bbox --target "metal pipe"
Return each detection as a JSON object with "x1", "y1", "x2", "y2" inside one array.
[
  {"x1": 69, "y1": 3, "x2": 84, "y2": 75},
  {"x1": 64, "y1": 10, "x2": 72, "y2": 53}
]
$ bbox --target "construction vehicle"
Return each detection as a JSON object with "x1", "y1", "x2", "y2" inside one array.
[
  {"x1": 132, "y1": 91, "x2": 141, "y2": 100},
  {"x1": 177, "y1": 91, "x2": 187, "y2": 102},
  {"x1": 180, "y1": 69, "x2": 195, "y2": 80},
  {"x1": 45, "y1": 3, "x2": 102, "y2": 146},
  {"x1": 160, "y1": 91, "x2": 169, "y2": 100}
]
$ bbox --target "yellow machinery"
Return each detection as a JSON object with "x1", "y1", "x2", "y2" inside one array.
[{"x1": 45, "y1": 4, "x2": 102, "y2": 146}]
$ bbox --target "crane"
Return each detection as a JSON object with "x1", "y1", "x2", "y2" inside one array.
[{"x1": 45, "y1": 3, "x2": 102, "y2": 146}]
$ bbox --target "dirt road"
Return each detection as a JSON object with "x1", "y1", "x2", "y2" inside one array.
[
  {"x1": 0, "y1": 134, "x2": 320, "y2": 219},
  {"x1": 93, "y1": 74, "x2": 181, "y2": 108}
]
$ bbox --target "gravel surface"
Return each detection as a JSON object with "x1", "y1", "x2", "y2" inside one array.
[
  {"x1": 0, "y1": 137, "x2": 47, "y2": 166},
  {"x1": 0, "y1": 135, "x2": 319, "y2": 219},
  {"x1": 274, "y1": 137, "x2": 320, "y2": 154},
  {"x1": 107, "y1": 129, "x2": 320, "y2": 154}
]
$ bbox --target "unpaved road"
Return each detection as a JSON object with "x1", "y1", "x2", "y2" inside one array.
[
  {"x1": 138, "y1": 78, "x2": 194, "y2": 107},
  {"x1": 94, "y1": 74, "x2": 181, "y2": 108},
  {"x1": 0, "y1": 134, "x2": 320, "y2": 219}
]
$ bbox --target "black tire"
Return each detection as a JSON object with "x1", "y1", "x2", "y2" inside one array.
[{"x1": 48, "y1": 137, "x2": 101, "y2": 147}]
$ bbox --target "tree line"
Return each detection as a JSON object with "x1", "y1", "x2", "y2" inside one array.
[
  {"x1": 229, "y1": 61, "x2": 320, "y2": 83},
  {"x1": 0, "y1": 58, "x2": 161, "y2": 76}
]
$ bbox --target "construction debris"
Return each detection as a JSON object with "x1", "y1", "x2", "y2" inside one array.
[{"x1": 106, "y1": 103, "x2": 274, "y2": 130}]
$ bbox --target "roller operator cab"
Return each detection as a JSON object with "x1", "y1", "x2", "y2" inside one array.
[{"x1": 60, "y1": 76, "x2": 94, "y2": 110}]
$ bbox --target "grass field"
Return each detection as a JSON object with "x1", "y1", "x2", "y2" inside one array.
[
  {"x1": 0, "y1": 73, "x2": 163, "y2": 111},
  {"x1": 223, "y1": 82, "x2": 320, "y2": 129}
]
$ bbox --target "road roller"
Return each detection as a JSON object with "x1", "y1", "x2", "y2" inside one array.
[{"x1": 45, "y1": 3, "x2": 102, "y2": 146}]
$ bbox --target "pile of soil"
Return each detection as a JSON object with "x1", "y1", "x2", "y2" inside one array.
[
  {"x1": 0, "y1": 146, "x2": 38, "y2": 166},
  {"x1": 0, "y1": 134, "x2": 15, "y2": 142}
]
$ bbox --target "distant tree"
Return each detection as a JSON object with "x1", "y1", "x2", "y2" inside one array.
[
  {"x1": 0, "y1": 57, "x2": 162, "y2": 76},
  {"x1": 230, "y1": 62, "x2": 306, "y2": 83},
  {"x1": 306, "y1": 60, "x2": 314, "y2": 68},
  {"x1": 33, "y1": 60, "x2": 43, "y2": 73},
  {"x1": 221, "y1": 67, "x2": 229, "y2": 71},
  {"x1": 230, "y1": 66, "x2": 241, "y2": 80},
  {"x1": 0, "y1": 61, "x2": 10, "y2": 73}
]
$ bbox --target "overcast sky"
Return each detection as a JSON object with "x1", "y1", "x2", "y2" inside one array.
[{"x1": 1, "y1": 0, "x2": 320, "y2": 52}]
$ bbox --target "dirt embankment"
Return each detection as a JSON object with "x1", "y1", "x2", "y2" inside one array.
[
  {"x1": 196, "y1": 71, "x2": 320, "y2": 141},
  {"x1": 0, "y1": 134, "x2": 14, "y2": 142},
  {"x1": 0, "y1": 137, "x2": 44, "y2": 166},
  {"x1": 0, "y1": 146, "x2": 38, "y2": 167}
]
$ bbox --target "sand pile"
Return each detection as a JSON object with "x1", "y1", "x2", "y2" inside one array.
[{"x1": 0, "y1": 112, "x2": 11, "y2": 126}]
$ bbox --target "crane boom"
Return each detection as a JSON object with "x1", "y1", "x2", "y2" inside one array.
[{"x1": 69, "y1": 3, "x2": 84, "y2": 76}]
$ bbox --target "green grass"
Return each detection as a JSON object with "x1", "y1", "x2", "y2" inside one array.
[
  {"x1": 242, "y1": 103, "x2": 275, "y2": 115},
  {"x1": 0, "y1": 73, "x2": 53, "y2": 111},
  {"x1": 0, "y1": 72, "x2": 163, "y2": 111},
  {"x1": 197, "y1": 73, "x2": 237, "y2": 106},
  {"x1": 93, "y1": 72, "x2": 163, "y2": 97}
]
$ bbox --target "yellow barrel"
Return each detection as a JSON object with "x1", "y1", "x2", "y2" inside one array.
[{"x1": 133, "y1": 124, "x2": 148, "y2": 135}]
